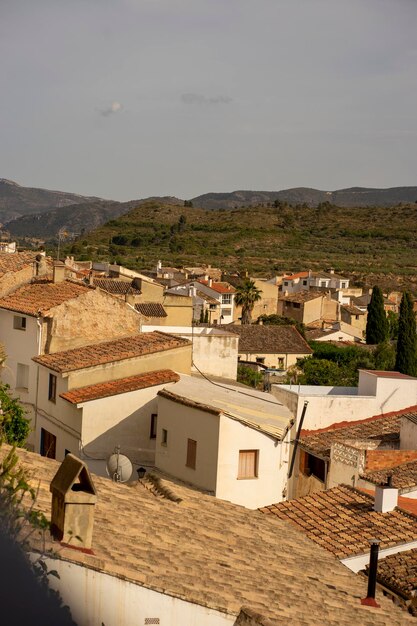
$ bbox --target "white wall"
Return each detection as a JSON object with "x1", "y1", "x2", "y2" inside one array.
[
  {"x1": 216, "y1": 415, "x2": 288, "y2": 509},
  {"x1": 42, "y1": 557, "x2": 233, "y2": 626},
  {"x1": 155, "y1": 395, "x2": 220, "y2": 492},
  {"x1": 272, "y1": 372, "x2": 417, "y2": 431}
]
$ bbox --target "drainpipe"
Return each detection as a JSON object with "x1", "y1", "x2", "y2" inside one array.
[
  {"x1": 33, "y1": 316, "x2": 43, "y2": 450},
  {"x1": 287, "y1": 401, "x2": 309, "y2": 479},
  {"x1": 361, "y1": 539, "x2": 381, "y2": 608}
]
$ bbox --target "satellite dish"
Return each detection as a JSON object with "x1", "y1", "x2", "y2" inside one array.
[{"x1": 106, "y1": 446, "x2": 133, "y2": 483}]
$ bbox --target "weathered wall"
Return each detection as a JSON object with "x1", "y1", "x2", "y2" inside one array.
[
  {"x1": 43, "y1": 558, "x2": 233, "y2": 626},
  {"x1": 162, "y1": 294, "x2": 193, "y2": 326},
  {"x1": 0, "y1": 265, "x2": 34, "y2": 297},
  {"x1": 45, "y1": 289, "x2": 140, "y2": 353},
  {"x1": 67, "y1": 344, "x2": 192, "y2": 389},
  {"x1": 155, "y1": 395, "x2": 220, "y2": 492}
]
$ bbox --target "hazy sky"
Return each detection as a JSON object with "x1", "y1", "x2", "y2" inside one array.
[{"x1": 1, "y1": 0, "x2": 417, "y2": 200}]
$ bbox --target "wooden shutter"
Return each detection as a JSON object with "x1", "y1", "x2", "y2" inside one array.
[
  {"x1": 238, "y1": 450, "x2": 258, "y2": 479},
  {"x1": 186, "y1": 439, "x2": 197, "y2": 469}
]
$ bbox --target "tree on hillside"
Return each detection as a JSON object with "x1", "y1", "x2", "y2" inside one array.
[
  {"x1": 235, "y1": 279, "x2": 262, "y2": 325},
  {"x1": 366, "y1": 286, "x2": 389, "y2": 344},
  {"x1": 395, "y1": 291, "x2": 417, "y2": 376}
]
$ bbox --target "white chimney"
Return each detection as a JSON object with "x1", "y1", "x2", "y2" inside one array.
[
  {"x1": 374, "y1": 479, "x2": 398, "y2": 513},
  {"x1": 208, "y1": 278, "x2": 213, "y2": 288},
  {"x1": 157, "y1": 260, "x2": 162, "y2": 271}
]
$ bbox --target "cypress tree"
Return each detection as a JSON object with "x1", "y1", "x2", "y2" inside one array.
[
  {"x1": 395, "y1": 291, "x2": 417, "y2": 376},
  {"x1": 366, "y1": 286, "x2": 389, "y2": 344}
]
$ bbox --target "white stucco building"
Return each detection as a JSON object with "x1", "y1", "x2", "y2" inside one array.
[
  {"x1": 155, "y1": 376, "x2": 294, "y2": 508},
  {"x1": 272, "y1": 370, "x2": 417, "y2": 431}
]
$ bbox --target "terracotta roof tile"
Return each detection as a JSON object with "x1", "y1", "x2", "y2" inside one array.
[
  {"x1": 60, "y1": 369, "x2": 179, "y2": 404},
  {"x1": 362, "y1": 457, "x2": 417, "y2": 490},
  {"x1": 0, "y1": 278, "x2": 92, "y2": 316},
  {"x1": 260, "y1": 485, "x2": 417, "y2": 559},
  {"x1": 0, "y1": 251, "x2": 43, "y2": 278},
  {"x1": 93, "y1": 278, "x2": 141, "y2": 295},
  {"x1": 228, "y1": 325, "x2": 313, "y2": 355},
  {"x1": 373, "y1": 548, "x2": 417, "y2": 604},
  {"x1": 5, "y1": 447, "x2": 414, "y2": 625},
  {"x1": 33, "y1": 331, "x2": 190, "y2": 373},
  {"x1": 198, "y1": 280, "x2": 236, "y2": 294},
  {"x1": 300, "y1": 407, "x2": 417, "y2": 459},
  {"x1": 134, "y1": 302, "x2": 167, "y2": 317},
  {"x1": 283, "y1": 272, "x2": 309, "y2": 281}
]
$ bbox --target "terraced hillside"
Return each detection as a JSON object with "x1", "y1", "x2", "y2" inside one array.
[{"x1": 66, "y1": 200, "x2": 417, "y2": 293}]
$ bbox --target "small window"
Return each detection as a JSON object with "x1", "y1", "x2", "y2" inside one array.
[
  {"x1": 150, "y1": 414, "x2": 157, "y2": 439},
  {"x1": 13, "y1": 316, "x2": 26, "y2": 331},
  {"x1": 302, "y1": 280, "x2": 307, "y2": 286},
  {"x1": 48, "y1": 373, "x2": 57, "y2": 402},
  {"x1": 161, "y1": 429, "x2": 168, "y2": 446},
  {"x1": 278, "y1": 357, "x2": 284, "y2": 369},
  {"x1": 16, "y1": 363, "x2": 29, "y2": 390},
  {"x1": 186, "y1": 439, "x2": 197, "y2": 469},
  {"x1": 221, "y1": 308, "x2": 232, "y2": 316},
  {"x1": 284, "y1": 281, "x2": 288, "y2": 286},
  {"x1": 238, "y1": 450, "x2": 258, "y2": 479},
  {"x1": 355, "y1": 315, "x2": 360, "y2": 320},
  {"x1": 256, "y1": 357, "x2": 265, "y2": 364},
  {"x1": 40, "y1": 428, "x2": 56, "y2": 459},
  {"x1": 209, "y1": 303, "x2": 217, "y2": 310},
  {"x1": 293, "y1": 302, "x2": 301, "y2": 309}
]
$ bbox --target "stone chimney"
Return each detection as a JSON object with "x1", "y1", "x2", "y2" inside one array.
[
  {"x1": 53, "y1": 261, "x2": 66, "y2": 284},
  {"x1": 208, "y1": 278, "x2": 213, "y2": 288},
  {"x1": 50, "y1": 454, "x2": 97, "y2": 549},
  {"x1": 34, "y1": 253, "x2": 48, "y2": 277},
  {"x1": 157, "y1": 260, "x2": 162, "y2": 271},
  {"x1": 374, "y1": 476, "x2": 398, "y2": 513}
]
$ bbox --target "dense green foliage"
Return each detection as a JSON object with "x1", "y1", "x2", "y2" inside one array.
[
  {"x1": 366, "y1": 286, "x2": 389, "y2": 344},
  {"x1": 64, "y1": 200, "x2": 417, "y2": 293},
  {"x1": 237, "y1": 365, "x2": 263, "y2": 388},
  {"x1": 257, "y1": 314, "x2": 306, "y2": 338},
  {"x1": 0, "y1": 385, "x2": 30, "y2": 446},
  {"x1": 395, "y1": 292, "x2": 417, "y2": 376},
  {"x1": 235, "y1": 279, "x2": 262, "y2": 324}
]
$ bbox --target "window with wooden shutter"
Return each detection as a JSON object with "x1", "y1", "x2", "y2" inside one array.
[
  {"x1": 40, "y1": 428, "x2": 56, "y2": 459},
  {"x1": 186, "y1": 438, "x2": 197, "y2": 469},
  {"x1": 238, "y1": 450, "x2": 258, "y2": 479}
]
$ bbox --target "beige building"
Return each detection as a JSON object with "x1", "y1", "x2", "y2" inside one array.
[
  {"x1": 278, "y1": 290, "x2": 339, "y2": 325},
  {"x1": 233, "y1": 278, "x2": 279, "y2": 322},
  {"x1": 0, "y1": 267, "x2": 141, "y2": 439},
  {"x1": 228, "y1": 324, "x2": 312, "y2": 370},
  {"x1": 0, "y1": 250, "x2": 50, "y2": 297},
  {"x1": 341, "y1": 304, "x2": 367, "y2": 339},
  {"x1": 155, "y1": 375, "x2": 294, "y2": 509},
  {"x1": 32, "y1": 332, "x2": 191, "y2": 461}
]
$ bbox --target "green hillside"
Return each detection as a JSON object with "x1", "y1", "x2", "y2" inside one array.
[{"x1": 66, "y1": 200, "x2": 417, "y2": 293}]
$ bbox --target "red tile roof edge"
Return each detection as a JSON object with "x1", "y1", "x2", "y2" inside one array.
[
  {"x1": 60, "y1": 369, "x2": 180, "y2": 404},
  {"x1": 301, "y1": 405, "x2": 417, "y2": 437}
]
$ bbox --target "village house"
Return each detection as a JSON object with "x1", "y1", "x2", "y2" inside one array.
[
  {"x1": 9, "y1": 446, "x2": 412, "y2": 625},
  {"x1": 0, "y1": 264, "x2": 141, "y2": 440},
  {"x1": 228, "y1": 324, "x2": 312, "y2": 371},
  {"x1": 31, "y1": 332, "x2": 191, "y2": 463},
  {"x1": 232, "y1": 277, "x2": 279, "y2": 322},
  {"x1": 305, "y1": 322, "x2": 364, "y2": 343},
  {"x1": 155, "y1": 375, "x2": 294, "y2": 508},
  {"x1": 340, "y1": 304, "x2": 367, "y2": 338},
  {"x1": 272, "y1": 369, "x2": 417, "y2": 431},
  {"x1": 292, "y1": 406, "x2": 417, "y2": 499},
  {"x1": 169, "y1": 278, "x2": 236, "y2": 325},
  {"x1": 277, "y1": 290, "x2": 339, "y2": 325},
  {"x1": 260, "y1": 484, "x2": 417, "y2": 573}
]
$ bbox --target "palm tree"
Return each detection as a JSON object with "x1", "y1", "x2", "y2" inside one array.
[{"x1": 235, "y1": 279, "x2": 262, "y2": 324}]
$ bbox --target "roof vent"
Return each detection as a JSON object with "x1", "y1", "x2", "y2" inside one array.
[{"x1": 373, "y1": 475, "x2": 398, "y2": 513}]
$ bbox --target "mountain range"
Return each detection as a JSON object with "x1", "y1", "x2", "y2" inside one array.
[{"x1": 1, "y1": 178, "x2": 417, "y2": 240}]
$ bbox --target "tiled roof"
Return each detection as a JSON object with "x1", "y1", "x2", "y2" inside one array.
[
  {"x1": 0, "y1": 279, "x2": 92, "y2": 316},
  {"x1": 7, "y1": 446, "x2": 414, "y2": 625},
  {"x1": 361, "y1": 458, "x2": 417, "y2": 490},
  {"x1": 281, "y1": 290, "x2": 325, "y2": 303},
  {"x1": 260, "y1": 485, "x2": 417, "y2": 559},
  {"x1": 374, "y1": 548, "x2": 417, "y2": 604},
  {"x1": 134, "y1": 302, "x2": 167, "y2": 317},
  {"x1": 198, "y1": 280, "x2": 236, "y2": 294},
  {"x1": 60, "y1": 369, "x2": 179, "y2": 404},
  {"x1": 33, "y1": 332, "x2": 190, "y2": 373},
  {"x1": 299, "y1": 408, "x2": 417, "y2": 460},
  {"x1": 228, "y1": 325, "x2": 313, "y2": 355},
  {"x1": 283, "y1": 272, "x2": 309, "y2": 281},
  {"x1": 342, "y1": 304, "x2": 366, "y2": 316},
  {"x1": 93, "y1": 278, "x2": 141, "y2": 295},
  {"x1": 0, "y1": 251, "x2": 42, "y2": 278}
]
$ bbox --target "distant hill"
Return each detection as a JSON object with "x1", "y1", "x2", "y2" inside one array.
[
  {"x1": 192, "y1": 186, "x2": 417, "y2": 209},
  {"x1": 5, "y1": 196, "x2": 183, "y2": 240},
  {"x1": 0, "y1": 178, "x2": 102, "y2": 223}
]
